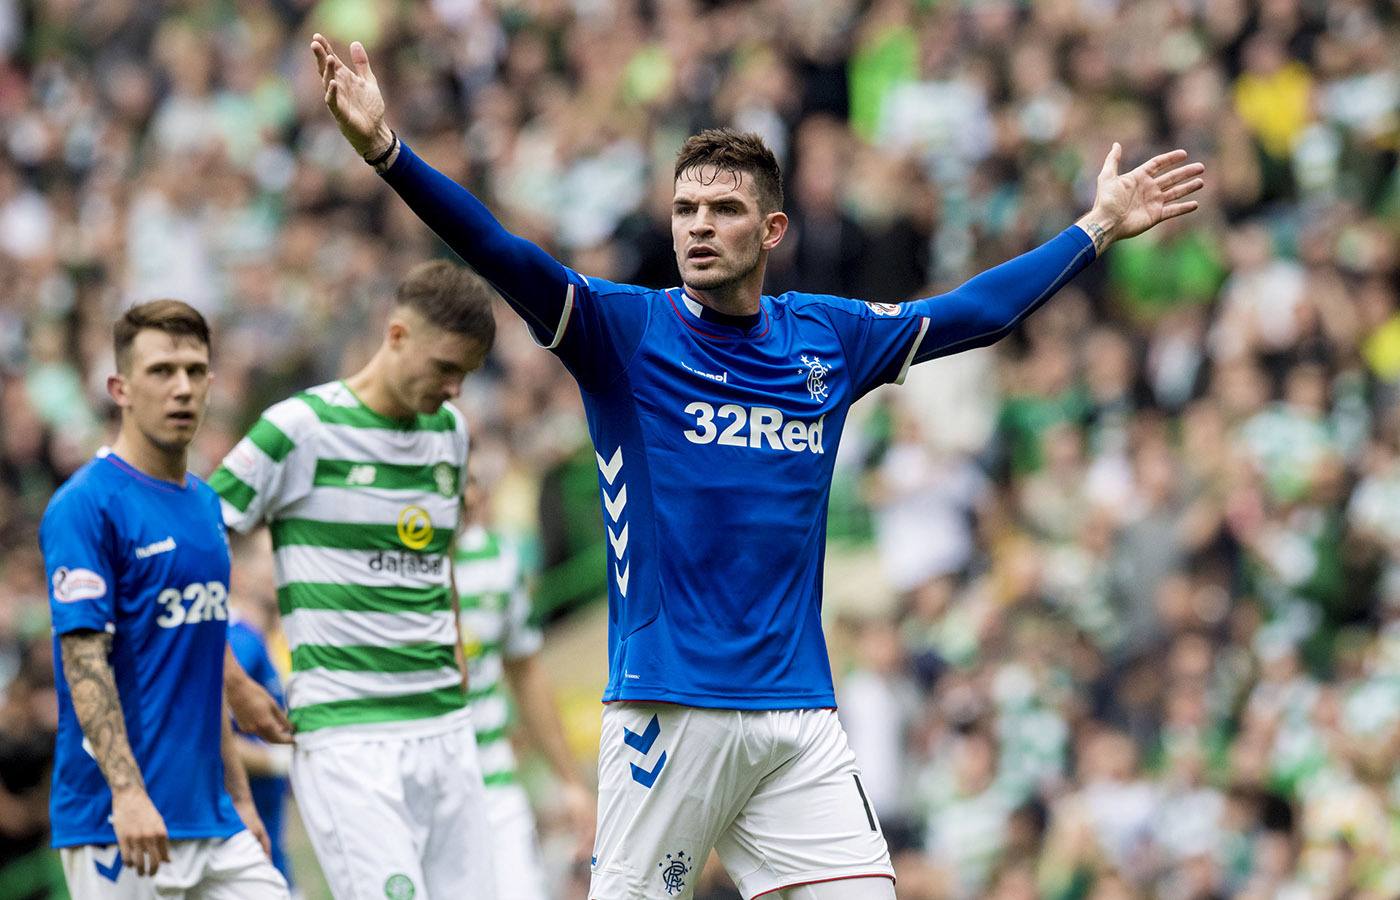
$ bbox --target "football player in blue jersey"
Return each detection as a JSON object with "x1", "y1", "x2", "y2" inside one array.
[
  {"x1": 39, "y1": 301, "x2": 289, "y2": 899},
  {"x1": 312, "y1": 34, "x2": 1204, "y2": 900}
]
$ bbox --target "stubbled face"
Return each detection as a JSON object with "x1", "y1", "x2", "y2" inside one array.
[
  {"x1": 111, "y1": 330, "x2": 211, "y2": 452},
  {"x1": 387, "y1": 309, "x2": 489, "y2": 414},
  {"x1": 671, "y1": 166, "x2": 776, "y2": 292}
]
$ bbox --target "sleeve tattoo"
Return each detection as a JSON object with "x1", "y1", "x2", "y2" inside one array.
[{"x1": 59, "y1": 631, "x2": 146, "y2": 796}]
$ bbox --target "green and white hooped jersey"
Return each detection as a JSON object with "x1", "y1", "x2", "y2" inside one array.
[
  {"x1": 211, "y1": 380, "x2": 468, "y2": 740},
  {"x1": 455, "y1": 525, "x2": 542, "y2": 788}
]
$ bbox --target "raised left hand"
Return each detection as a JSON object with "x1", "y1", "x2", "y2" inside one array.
[{"x1": 1078, "y1": 143, "x2": 1205, "y2": 251}]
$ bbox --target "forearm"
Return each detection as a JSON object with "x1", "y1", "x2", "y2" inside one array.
[
  {"x1": 504, "y1": 656, "x2": 584, "y2": 785},
  {"x1": 381, "y1": 141, "x2": 573, "y2": 336},
  {"x1": 60, "y1": 632, "x2": 146, "y2": 797},
  {"x1": 909, "y1": 226, "x2": 1097, "y2": 363},
  {"x1": 224, "y1": 643, "x2": 249, "y2": 690},
  {"x1": 220, "y1": 702, "x2": 254, "y2": 805}
]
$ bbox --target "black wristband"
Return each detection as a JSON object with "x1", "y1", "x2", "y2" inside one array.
[{"x1": 364, "y1": 131, "x2": 398, "y2": 168}]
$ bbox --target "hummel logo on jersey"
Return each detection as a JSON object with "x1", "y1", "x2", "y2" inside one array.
[
  {"x1": 683, "y1": 402, "x2": 826, "y2": 454},
  {"x1": 799, "y1": 355, "x2": 831, "y2": 401},
  {"x1": 680, "y1": 360, "x2": 729, "y2": 384},
  {"x1": 134, "y1": 536, "x2": 177, "y2": 559}
]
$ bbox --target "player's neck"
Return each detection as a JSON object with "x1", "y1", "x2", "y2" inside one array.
[
  {"x1": 345, "y1": 353, "x2": 415, "y2": 422},
  {"x1": 111, "y1": 425, "x2": 188, "y2": 485},
  {"x1": 683, "y1": 279, "x2": 763, "y2": 318}
]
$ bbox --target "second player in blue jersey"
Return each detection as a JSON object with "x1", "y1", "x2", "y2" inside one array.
[{"x1": 40, "y1": 301, "x2": 289, "y2": 899}]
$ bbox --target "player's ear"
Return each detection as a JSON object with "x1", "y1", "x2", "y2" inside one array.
[
  {"x1": 761, "y1": 211, "x2": 788, "y2": 251},
  {"x1": 106, "y1": 372, "x2": 130, "y2": 409},
  {"x1": 386, "y1": 317, "x2": 409, "y2": 350}
]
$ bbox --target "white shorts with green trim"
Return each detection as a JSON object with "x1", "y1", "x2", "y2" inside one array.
[
  {"x1": 290, "y1": 711, "x2": 495, "y2": 899},
  {"x1": 589, "y1": 704, "x2": 894, "y2": 900}
]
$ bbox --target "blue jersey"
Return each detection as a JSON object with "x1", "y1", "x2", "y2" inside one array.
[
  {"x1": 228, "y1": 619, "x2": 291, "y2": 883},
  {"x1": 39, "y1": 451, "x2": 243, "y2": 847},
  {"x1": 381, "y1": 142, "x2": 1096, "y2": 711},
  {"x1": 546, "y1": 279, "x2": 932, "y2": 708}
]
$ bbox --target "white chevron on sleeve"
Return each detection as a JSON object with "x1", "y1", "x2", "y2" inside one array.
[
  {"x1": 603, "y1": 485, "x2": 628, "y2": 522},
  {"x1": 615, "y1": 562, "x2": 630, "y2": 597},
  {"x1": 596, "y1": 447, "x2": 624, "y2": 485},
  {"x1": 608, "y1": 522, "x2": 629, "y2": 558}
]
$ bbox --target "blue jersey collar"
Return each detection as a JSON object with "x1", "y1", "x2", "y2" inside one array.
[{"x1": 667, "y1": 288, "x2": 769, "y2": 340}]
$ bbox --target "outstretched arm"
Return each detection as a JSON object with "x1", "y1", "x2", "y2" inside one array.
[
  {"x1": 310, "y1": 34, "x2": 573, "y2": 342},
  {"x1": 60, "y1": 631, "x2": 170, "y2": 876},
  {"x1": 908, "y1": 145, "x2": 1205, "y2": 362}
]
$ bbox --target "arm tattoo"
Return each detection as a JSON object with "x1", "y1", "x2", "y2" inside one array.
[
  {"x1": 59, "y1": 631, "x2": 146, "y2": 796},
  {"x1": 1082, "y1": 221, "x2": 1108, "y2": 253}
]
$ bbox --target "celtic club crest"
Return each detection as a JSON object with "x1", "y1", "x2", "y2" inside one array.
[
  {"x1": 383, "y1": 874, "x2": 415, "y2": 900},
  {"x1": 433, "y1": 461, "x2": 456, "y2": 498},
  {"x1": 658, "y1": 850, "x2": 692, "y2": 896},
  {"x1": 799, "y1": 354, "x2": 831, "y2": 401}
]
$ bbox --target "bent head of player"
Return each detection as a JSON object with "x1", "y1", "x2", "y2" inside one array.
[
  {"x1": 672, "y1": 128, "x2": 789, "y2": 315},
  {"x1": 108, "y1": 299, "x2": 212, "y2": 480},
  {"x1": 351, "y1": 260, "x2": 496, "y2": 417}
]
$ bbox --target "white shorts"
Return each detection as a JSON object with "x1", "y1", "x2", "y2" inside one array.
[
  {"x1": 590, "y1": 704, "x2": 894, "y2": 900},
  {"x1": 290, "y1": 712, "x2": 495, "y2": 900},
  {"x1": 484, "y1": 783, "x2": 549, "y2": 900},
  {"x1": 60, "y1": 829, "x2": 288, "y2": 899}
]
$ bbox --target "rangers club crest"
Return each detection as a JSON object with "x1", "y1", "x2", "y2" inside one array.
[
  {"x1": 658, "y1": 851, "x2": 692, "y2": 895},
  {"x1": 799, "y1": 355, "x2": 831, "y2": 401}
]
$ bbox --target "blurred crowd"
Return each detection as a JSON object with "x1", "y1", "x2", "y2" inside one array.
[{"x1": 0, "y1": 0, "x2": 1396, "y2": 897}]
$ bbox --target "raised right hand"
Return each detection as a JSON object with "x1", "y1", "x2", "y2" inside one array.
[
  {"x1": 111, "y1": 789, "x2": 170, "y2": 876},
  {"x1": 310, "y1": 33, "x2": 394, "y2": 159}
]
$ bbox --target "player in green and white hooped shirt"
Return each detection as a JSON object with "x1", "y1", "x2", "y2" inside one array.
[
  {"x1": 210, "y1": 261, "x2": 499, "y2": 900},
  {"x1": 455, "y1": 464, "x2": 596, "y2": 900}
]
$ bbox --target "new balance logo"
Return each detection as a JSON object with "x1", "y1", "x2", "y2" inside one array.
[
  {"x1": 134, "y1": 536, "x2": 176, "y2": 559},
  {"x1": 346, "y1": 464, "x2": 376, "y2": 485}
]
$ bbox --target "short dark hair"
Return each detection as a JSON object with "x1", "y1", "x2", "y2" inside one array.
[
  {"x1": 674, "y1": 128, "x2": 784, "y2": 213},
  {"x1": 114, "y1": 300, "x2": 210, "y2": 372},
  {"x1": 396, "y1": 260, "x2": 497, "y2": 349}
]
